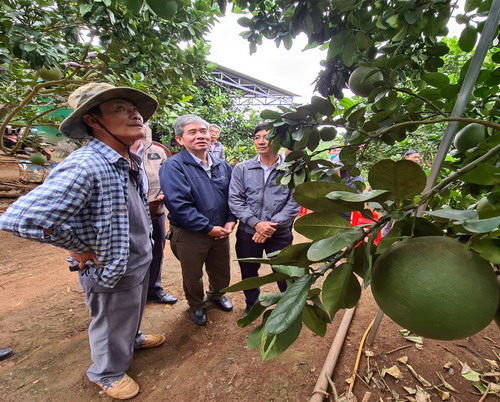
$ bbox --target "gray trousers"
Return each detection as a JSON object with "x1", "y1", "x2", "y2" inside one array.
[
  {"x1": 170, "y1": 226, "x2": 231, "y2": 309},
  {"x1": 83, "y1": 275, "x2": 148, "y2": 384}
]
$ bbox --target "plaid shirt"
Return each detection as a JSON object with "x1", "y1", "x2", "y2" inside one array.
[{"x1": 0, "y1": 138, "x2": 150, "y2": 288}]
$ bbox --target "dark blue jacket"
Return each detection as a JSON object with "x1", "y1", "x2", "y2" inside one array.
[{"x1": 159, "y1": 148, "x2": 235, "y2": 233}]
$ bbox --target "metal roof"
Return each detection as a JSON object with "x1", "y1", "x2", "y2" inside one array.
[{"x1": 211, "y1": 64, "x2": 298, "y2": 107}]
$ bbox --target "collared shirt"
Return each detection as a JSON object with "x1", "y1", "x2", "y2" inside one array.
[
  {"x1": 0, "y1": 138, "x2": 151, "y2": 288},
  {"x1": 257, "y1": 154, "x2": 282, "y2": 184},
  {"x1": 188, "y1": 151, "x2": 213, "y2": 178},
  {"x1": 209, "y1": 141, "x2": 225, "y2": 160}
]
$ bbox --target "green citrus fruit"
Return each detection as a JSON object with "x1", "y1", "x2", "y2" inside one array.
[
  {"x1": 146, "y1": 0, "x2": 178, "y2": 19},
  {"x1": 29, "y1": 153, "x2": 48, "y2": 165},
  {"x1": 453, "y1": 123, "x2": 487, "y2": 153},
  {"x1": 348, "y1": 66, "x2": 383, "y2": 97},
  {"x1": 38, "y1": 67, "x2": 63, "y2": 81},
  {"x1": 371, "y1": 236, "x2": 499, "y2": 340}
]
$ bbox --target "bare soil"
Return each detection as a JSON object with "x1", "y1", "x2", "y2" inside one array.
[{"x1": 0, "y1": 154, "x2": 498, "y2": 401}]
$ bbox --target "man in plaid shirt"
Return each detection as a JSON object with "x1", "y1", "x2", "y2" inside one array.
[{"x1": 0, "y1": 83, "x2": 165, "y2": 400}]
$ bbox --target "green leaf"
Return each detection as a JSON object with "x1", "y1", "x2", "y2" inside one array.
[
  {"x1": 302, "y1": 305, "x2": 327, "y2": 336},
  {"x1": 222, "y1": 272, "x2": 290, "y2": 292},
  {"x1": 272, "y1": 265, "x2": 307, "y2": 277},
  {"x1": 79, "y1": 3, "x2": 93, "y2": 15},
  {"x1": 459, "y1": 25, "x2": 477, "y2": 52},
  {"x1": 462, "y1": 217, "x2": 500, "y2": 233},
  {"x1": 326, "y1": 189, "x2": 389, "y2": 203},
  {"x1": 310, "y1": 96, "x2": 335, "y2": 116},
  {"x1": 123, "y1": 0, "x2": 143, "y2": 13},
  {"x1": 248, "y1": 324, "x2": 264, "y2": 350},
  {"x1": 237, "y1": 17, "x2": 253, "y2": 27},
  {"x1": 305, "y1": 128, "x2": 319, "y2": 152},
  {"x1": 470, "y1": 238, "x2": 500, "y2": 264},
  {"x1": 426, "y1": 209, "x2": 478, "y2": 222},
  {"x1": 263, "y1": 274, "x2": 313, "y2": 335},
  {"x1": 349, "y1": 242, "x2": 372, "y2": 283},
  {"x1": 266, "y1": 243, "x2": 314, "y2": 268},
  {"x1": 260, "y1": 109, "x2": 283, "y2": 120},
  {"x1": 460, "y1": 164, "x2": 500, "y2": 185},
  {"x1": 368, "y1": 159, "x2": 427, "y2": 201},
  {"x1": 307, "y1": 228, "x2": 363, "y2": 261},
  {"x1": 294, "y1": 181, "x2": 364, "y2": 213},
  {"x1": 260, "y1": 315, "x2": 302, "y2": 360},
  {"x1": 404, "y1": 8, "x2": 422, "y2": 24},
  {"x1": 238, "y1": 303, "x2": 266, "y2": 328},
  {"x1": 294, "y1": 169, "x2": 306, "y2": 186},
  {"x1": 422, "y1": 72, "x2": 450, "y2": 88},
  {"x1": 392, "y1": 217, "x2": 444, "y2": 238},
  {"x1": 259, "y1": 293, "x2": 283, "y2": 307},
  {"x1": 294, "y1": 212, "x2": 350, "y2": 240},
  {"x1": 321, "y1": 263, "x2": 361, "y2": 317}
]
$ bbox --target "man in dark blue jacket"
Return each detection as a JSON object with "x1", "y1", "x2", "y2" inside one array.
[{"x1": 160, "y1": 114, "x2": 236, "y2": 326}]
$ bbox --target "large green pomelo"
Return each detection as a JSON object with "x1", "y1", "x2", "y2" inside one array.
[
  {"x1": 371, "y1": 236, "x2": 499, "y2": 340},
  {"x1": 348, "y1": 66, "x2": 383, "y2": 97},
  {"x1": 29, "y1": 153, "x2": 48, "y2": 165},
  {"x1": 38, "y1": 67, "x2": 63, "y2": 81},
  {"x1": 146, "y1": 0, "x2": 178, "y2": 19},
  {"x1": 453, "y1": 123, "x2": 486, "y2": 153}
]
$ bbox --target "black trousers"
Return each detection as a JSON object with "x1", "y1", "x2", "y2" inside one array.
[{"x1": 235, "y1": 230, "x2": 293, "y2": 308}]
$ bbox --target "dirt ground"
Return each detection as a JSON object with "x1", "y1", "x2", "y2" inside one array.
[{"x1": 0, "y1": 153, "x2": 499, "y2": 401}]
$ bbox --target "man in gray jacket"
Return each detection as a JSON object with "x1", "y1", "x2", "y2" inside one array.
[{"x1": 228, "y1": 123, "x2": 300, "y2": 314}]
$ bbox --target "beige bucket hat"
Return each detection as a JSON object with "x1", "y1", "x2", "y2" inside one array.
[{"x1": 59, "y1": 82, "x2": 158, "y2": 140}]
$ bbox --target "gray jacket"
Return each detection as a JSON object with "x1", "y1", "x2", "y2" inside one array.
[{"x1": 228, "y1": 155, "x2": 300, "y2": 235}]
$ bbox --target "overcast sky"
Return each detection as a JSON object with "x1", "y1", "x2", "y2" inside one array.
[{"x1": 205, "y1": 13, "x2": 324, "y2": 103}]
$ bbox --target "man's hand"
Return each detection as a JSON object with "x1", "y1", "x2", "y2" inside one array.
[
  {"x1": 223, "y1": 222, "x2": 236, "y2": 232},
  {"x1": 254, "y1": 221, "x2": 278, "y2": 237},
  {"x1": 69, "y1": 251, "x2": 101, "y2": 270},
  {"x1": 207, "y1": 226, "x2": 232, "y2": 240},
  {"x1": 148, "y1": 194, "x2": 164, "y2": 211},
  {"x1": 252, "y1": 232, "x2": 268, "y2": 244}
]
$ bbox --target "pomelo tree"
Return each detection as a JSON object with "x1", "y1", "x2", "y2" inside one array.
[
  {"x1": 0, "y1": 0, "x2": 220, "y2": 154},
  {"x1": 218, "y1": 0, "x2": 500, "y2": 359}
]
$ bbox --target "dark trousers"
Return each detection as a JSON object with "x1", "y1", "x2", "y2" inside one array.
[
  {"x1": 170, "y1": 226, "x2": 231, "y2": 309},
  {"x1": 235, "y1": 230, "x2": 293, "y2": 308},
  {"x1": 148, "y1": 214, "x2": 166, "y2": 296}
]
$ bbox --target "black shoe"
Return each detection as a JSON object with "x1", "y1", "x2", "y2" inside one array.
[
  {"x1": 211, "y1": 296, "x2": 233, "y2": 312},
  {"x1": 0, "y1": 348, "x2": 13, "y2": 361},
  {"x1": 189, "y1": 308, "x2": 207, "y2": 326},
  {"x1": 148, "y1": 291, "x2": 178, "y2": 305}
]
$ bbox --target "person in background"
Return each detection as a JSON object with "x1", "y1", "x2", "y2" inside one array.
[
  {"x1": 130, "y1": 125, "x2": 178, "y2": 305},
  {"x1": 328, "y1": 146, "x2": 341, "y2": 162},
  {"x1": 0, "y1": 83, "x2": 165, "y2": 400},
  {"x1": 403, "y1": 149, "x2": 421, "y2": 164},
  {"x1": 160, "y1": 115, "x2": 236, "y2": 326},
  {"x1": 228, "y1": 123, "x2": 300, "y2": 314},
  {"x1": 3, "y1": 127, "x2": 19, "y2": 148},
  {"x1": 208, "y1": 123, "x2": 225, "y2": 160},
  {"x1": 0, "y1": 347, "x2": 13, "y2": 361}
]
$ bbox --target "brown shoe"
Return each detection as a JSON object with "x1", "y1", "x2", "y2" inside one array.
[
  {"x1": 96, "y1": 374, "x2": 139, "y2": 400},
  {"x1": 135, "y1": 334, "x2": 166, "y2": 350}
]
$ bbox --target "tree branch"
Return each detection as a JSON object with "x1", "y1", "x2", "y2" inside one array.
[
  {"x1": 392, "y1": 87, "x2": 448, "y2": 117},
  {"x1": 420, "y1": 143, "x2": 500, "y2": 202},
  {"x1": 378, "y1": 117, "x2": 500, "y2": 138}
]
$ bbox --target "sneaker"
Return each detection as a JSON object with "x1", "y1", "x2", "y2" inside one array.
[
  {"x1": 134, "y1": 334, "x2": 166, "y2": 350},
  {"x1": 96, "y1": 374, "x2": 139, "y2": 400}
]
